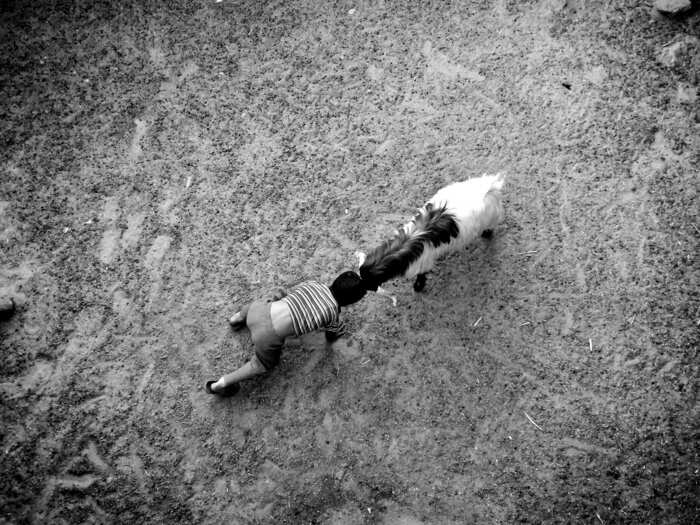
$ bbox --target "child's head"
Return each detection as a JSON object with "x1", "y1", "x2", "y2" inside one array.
[{"x1": 329, "y1": 271, "x2": 367, "y2": 306}]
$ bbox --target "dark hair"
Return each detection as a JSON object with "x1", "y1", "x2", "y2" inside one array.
[{"x1": 329, "y1": 271, "x2": 367, "y2": 306}]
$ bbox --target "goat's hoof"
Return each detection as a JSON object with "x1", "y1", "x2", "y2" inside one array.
[{"x1": 481, "y1": 229, "x2": 493, "y2": 239}]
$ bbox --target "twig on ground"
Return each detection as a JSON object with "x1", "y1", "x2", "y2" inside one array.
[
  {"x1": 524, "y1": 411, "x2": 543, "y2": 431},
  {"x1": 473, "y1": 317, "x2": 482, "y2": 327},
  {"x1": 519, "y1": 321, "x2": 531, "y2": 327},
  {"x1": 589, "y1": 338, "x2": 593, "y2": 352},
  {"x1": 516, "y1": 250, "x2": 538, "y2": 256},
  {"x1": 596, "y1": 512, "x2": 604, "y2": 524}
]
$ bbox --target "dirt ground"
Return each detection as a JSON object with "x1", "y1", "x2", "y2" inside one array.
[{"x1": 1, "y1": 0, "x2": 698, "y2": 523}]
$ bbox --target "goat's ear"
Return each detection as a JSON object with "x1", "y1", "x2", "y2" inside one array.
[{"x1": 354, "y1": 251, "x2": 366, "y2": 267}]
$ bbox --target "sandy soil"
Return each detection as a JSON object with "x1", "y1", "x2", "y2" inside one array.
[{"x1": 1, "y1": 1, "x2": 698, "y2": 523}]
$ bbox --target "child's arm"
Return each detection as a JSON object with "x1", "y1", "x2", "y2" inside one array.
[{"x1": 324, "y1": 318, "x2": 347, "y2": 343}]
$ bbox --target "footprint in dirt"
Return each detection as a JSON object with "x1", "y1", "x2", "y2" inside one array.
[
  {"x1": 143, "y1": 234, "x2": 172, "y2": 304},
  {"x1": 144, "y1": 235, "x2": 172, "y2": 274},
  {"x1": 96, "y1": 193, "x2": 173, "y2": 299},
  {"x1": 422, "y1": 40, "x2": 485, "y2": 83},
  {"x1": 128, "y1": 117, "x2": 148, "y2": 163},
  {"x1": 97, "y1": 197, "x2": 121, "y2": 264},
  {"x1": 97, "y1": 197, "x2": 146, "y2": 265},
  {"x1": 121, "y1": 213, "x2": 146, "y2": 250}
]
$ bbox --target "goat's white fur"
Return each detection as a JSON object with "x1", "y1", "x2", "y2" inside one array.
[{"x1": 400, "y1": 173, "x2": 505, "y2": 279}]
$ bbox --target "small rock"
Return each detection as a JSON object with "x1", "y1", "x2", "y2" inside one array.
[
  {"x1": 677, "y1": 83, "x2": 697, "y2": 104},
  {"x1": 366, "y1": 64, "x2": 383, "y2": 82},
  {"x1": 654, "y1": 0, "x2": 692, "y2": 15},
  {"x1": 585, "y1": 65, "x2": 608, "y2": 86},
  {"x1": 657, "y1": 37, "x2": 698, "y2": 67}
]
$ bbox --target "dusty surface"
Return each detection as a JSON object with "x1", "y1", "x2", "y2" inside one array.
[{"x1": 1, "y1": 1, "x2": 698, "y2": 523}]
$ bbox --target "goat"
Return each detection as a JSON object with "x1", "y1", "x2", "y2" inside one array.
[{"x1": 357, "y1": 173, "x2": 505, "y2": 297}]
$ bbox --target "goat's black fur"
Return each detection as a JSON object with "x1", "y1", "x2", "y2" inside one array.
[
  {"x1": 413, "y1": 273, "x2": 427, "y2": 292},
  {"x1": 360, "y1": 204, "x2": 459, "y2": 291}
]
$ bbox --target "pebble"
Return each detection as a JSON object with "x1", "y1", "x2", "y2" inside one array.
[
  {"x1": 654, "y1": 0, "x2": 691, "y2": 15},
  {"x1": 656, "y1": 37, "x2": 698, "y2": 67},
  {"x1": 677, "y1": 83, "x2": 697, "y2": 104}
]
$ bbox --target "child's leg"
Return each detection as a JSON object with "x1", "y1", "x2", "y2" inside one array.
[
  {"x1": 209, "y1": 355, "x2": 267, "y2": 392},
  {"x1": 209, "y1": 301, "x2": 282, "y2": 395},
  {"x1": 229, "y1": 303, "x2": 251, "y2": 329}
]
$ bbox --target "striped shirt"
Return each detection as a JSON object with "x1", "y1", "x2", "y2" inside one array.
[{"x1": 281, "y1": 281, "x2": 341, "y2": 336}]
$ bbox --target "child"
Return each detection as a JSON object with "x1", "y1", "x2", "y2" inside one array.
[{"x1": 205, "y1": 271, "x2": 368, "y2": 396}]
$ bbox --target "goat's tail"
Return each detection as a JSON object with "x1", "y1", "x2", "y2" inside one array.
[{"x1": 359, "y1": 204, "x2": 459, "y2": 290}]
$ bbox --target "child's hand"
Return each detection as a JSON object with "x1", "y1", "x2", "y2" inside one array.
[
  {"x1": 229, "y1": 311, "x2": 246, "y2": 329},
  {"x1": 325, "y1": 320, "x2": 347, "y2": 343}
]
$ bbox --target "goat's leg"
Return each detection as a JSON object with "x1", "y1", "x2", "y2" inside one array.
[{"x1": 413, "y1": 273, "x2": 427, "y2": 292}]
